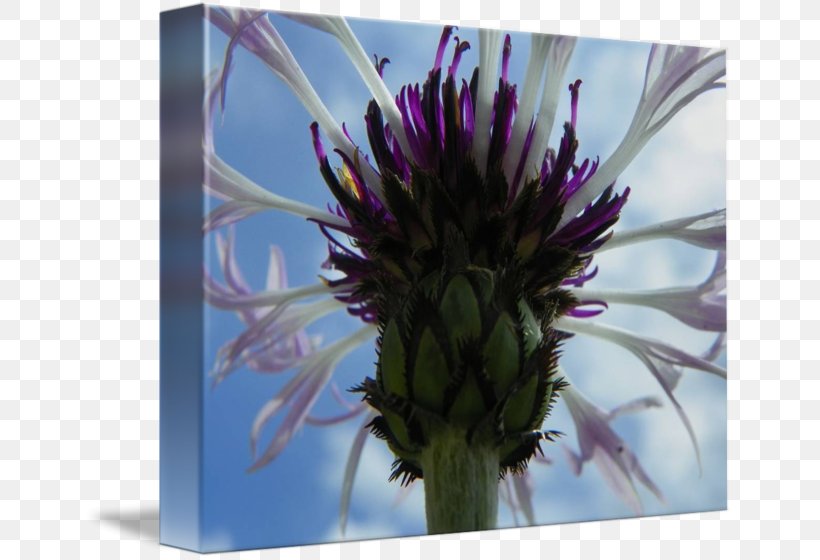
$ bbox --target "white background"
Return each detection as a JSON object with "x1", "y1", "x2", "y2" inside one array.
[{"x1": 0, "y1": 0, "x2": 815, "y2": 558}]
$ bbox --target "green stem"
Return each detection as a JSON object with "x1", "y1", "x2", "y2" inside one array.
[{"x1": 419, "y1": 427, "x2": 499, "y2": 534}]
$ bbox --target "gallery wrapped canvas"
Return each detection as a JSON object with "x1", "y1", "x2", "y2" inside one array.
[{"x1": 160, "y1": 4, "x2": 726, "y2": 552}]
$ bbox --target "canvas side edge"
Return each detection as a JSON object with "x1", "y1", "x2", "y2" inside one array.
[{"x1": 159, "y1": 4, "x2": 205, "y2": 552}]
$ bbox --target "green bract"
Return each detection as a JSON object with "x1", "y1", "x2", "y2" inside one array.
[{"x1": 357, "y1": 264, "x2": 566, "y2": 484}]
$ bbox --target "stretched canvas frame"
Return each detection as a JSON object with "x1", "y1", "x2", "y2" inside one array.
[{"x1": 160, "y1": 5, "x2": 727, "y2": 552}]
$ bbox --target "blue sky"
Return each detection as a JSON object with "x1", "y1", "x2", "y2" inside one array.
[{"x1": 200, "y1": 10, "x2": 725, "y2": 552}]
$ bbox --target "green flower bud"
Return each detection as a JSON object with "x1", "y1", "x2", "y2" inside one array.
[
  {"x1": 412, "y1": 327, "x2": 450, "y2": 413},
  {"x1": 357, "y1": 266, "x2": 565, "y2": 482}
]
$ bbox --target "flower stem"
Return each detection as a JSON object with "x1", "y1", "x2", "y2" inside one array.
[{"x1": 420, "y1": 427, "x2": 499, "y2": 534}]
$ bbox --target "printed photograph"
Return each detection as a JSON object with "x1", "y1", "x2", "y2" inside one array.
[{"x1": 199, "y1": 7, "x2": 726, "y2": 551}]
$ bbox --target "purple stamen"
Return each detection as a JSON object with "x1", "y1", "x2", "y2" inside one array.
[
  {"x1": 501, "y1": 34, "x2": 512, "y2": 83},
  {"x1": 448, "y1": 37, "x2": 471, "y2": 78},
  {"x1": 373, "y1": 54, "x2": 391, "y2": 77},
  {"x1": 540, "y1": 148, "x2": 556, "y2": 183},
  {"x1": 310, "y1": 121, "x2": 327, "y2": 161},
  {"x1": 552, "y1": 186, "x2": 631, "y2": 250},
  {"x1": 459, "y1": 79, "x2": 475, "y2": 146},
  {"x1": 395, "y1": 86, "x2": 427, "y2": 166},
  {"x1": 569, "y1": 79, "x2": 582, "y2": 129},
  {"x1": 509, "y1": 118, "x2": 535, "y2": 201},
  {"x1": 567, "y1": 299, "x2": 608, "y2": 318},
  {"x1": 408, "y1": 84, "x2": 429, "y2": 137},
  {"x1": 365, "y1": 102, "x2": 403, "y2": 178},
  {"x1": 561, "y1": 156, "x2": 598, "y2": 202},
  {"x1": 487, "y1": 81, "x2": 518, "y2": 168},
  {"x1": 342, "y1": 122, "x2": 355, "y2": 145},
  {"x1": 562, "y1": 264, "x2": 599, "y2": 287},
  {"x1": 433, "y1": 26, "x2": 455, "y2": 71},
  {"x1": 390, "y1": 134, "x2": 411, "y2": 182}
]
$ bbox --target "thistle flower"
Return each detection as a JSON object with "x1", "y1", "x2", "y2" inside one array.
[{"x1": 203, "y1": 8, "x2": 726, "y2": 536}]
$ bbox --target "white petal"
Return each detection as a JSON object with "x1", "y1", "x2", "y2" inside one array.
[
  {"x1": 555, "y1": 46, "x2": 725, "y2": 230},
  {"x1": 607, "y1": 396, "x2": 663, "y2": 421},
  {"x1": 555, "y1": 317, "x2": 726, "y2": 379},
  {"x1": 265, "y1": 245, "x2": 287, "y2": 292},
  {"x1": 207, "y1": 8, "x2": 385, "y2": 198},
  {"x1": 205, "y1": 280, "x2": 337, "y2": 310},
  {"x1": 598, "y1": 208, "x2": 725, "y2": 252},
  {"x1": 501, "y1": 34, "x2": 552, "y2": 182},
  {"x1": 561, "y1": 383, "x2": 650, "y2": 513},
  {"x1": 511, "y1": 472, "x2": 536, "y2": 526},
  {"x1": 340, "y1": 412, "x2": 378, "y2": 536},
  {"x1": 214, "y1": 228, "x2": 251, "y2": 294},
  {"x1": 204, "y1": 151, "x2": 349, "y2": 228},
  {"x1": 514, "y1": 36, "x2": 577, "y2": 194},
  {"x1": 556, "y1": 319, "x2": 726, "y2": 473},
  {"x1": 472, "y1": 28, "x2": 505, "y2": 168},
  {"x1": 591, "y1": 447, "x2": 643, "y2": 514},
  {"x1": 283, "y1": 14, "x2": 414, "y2": 163},
  {"x1": 571, "y1": 285, "x2": 725, "y2": 332},
  {"x1": 249, "y1": 325, "x2": 377, "y2": 469}
]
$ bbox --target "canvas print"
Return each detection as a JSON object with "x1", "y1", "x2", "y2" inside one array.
[{"x1": 160, "y1": 5, "x2": 726, "y2": 552}]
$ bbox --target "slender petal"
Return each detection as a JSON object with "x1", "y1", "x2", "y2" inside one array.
[
  {"x1": 598, "y1": 208, "x2": 726, "y2": 252},
  {"x1": 207, "y1": 232, "x2": 346, "y2": 383},
  {"x1": 553, "y1": 320, "x2": 727, "y2": 381},
  {"x1": 501, "y1": 34, "x2": 552, "y2": 184},
  {"x1": 608, "y1": 396, "x2": 663, "y2": 420},
  {"x1": 248, "y1": 325, "x2": 377, "y2": 472},
  {"x1": 210, "y1": 297, "x2": 344, "y2": 384},
  {"x1": 304, "y1": 382, "x2": 368, "y2": 427},
  {"x1": 204, "y1": 274, "x2": 335, "y2": 310},
  {"x1": 204, "y1": 154, "x2": 349, "y2": 230},
  {"x1": 561, "y1": 381, "x2": 664, "y2": 513},
  {"x1": 340, "y1": 411, "x2": 378, "y2": 536},
  {"x1": 498, "y1": 470, "x2": 537, "y2": 527},
  {"x1": 498, "y1": 478, "x2": 519, "y2": 526},
  {"x1": 206, "y1": 7, "x2": 384, "y2": 196},
  {"x1": 202, "y1": 66, "x2": 349, "y2": 232},
  {"x1": 472, "y1": 28, "x2": 505, "y2": 168},
  {"x1": 305, "y1": 403, "x2": 367, "y2": 426},
  {"x1": 703, "y1": 332, "x2": 726, "y2": 362},
  {"x1": 204, "y1": 104, "x2": 343, "y2": 230},
  {"x1": 557, "y1": 46, "x2": 725, "y2": 229},
  {"x1": 283, "y1": 14, "x2": 414, "y2": 161},
  {"x1": 570, "y1": 251, "x2": 727, "y2": 331},
  {"x1": 511, "y1": 472, "x2": 536, "y2": 526},
  {"x1": 556, "y1": 317, "x2": 726, "y2": 472},
  {"x1": 514, "y1": 36, "x2": 577, "y2": 195}
]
